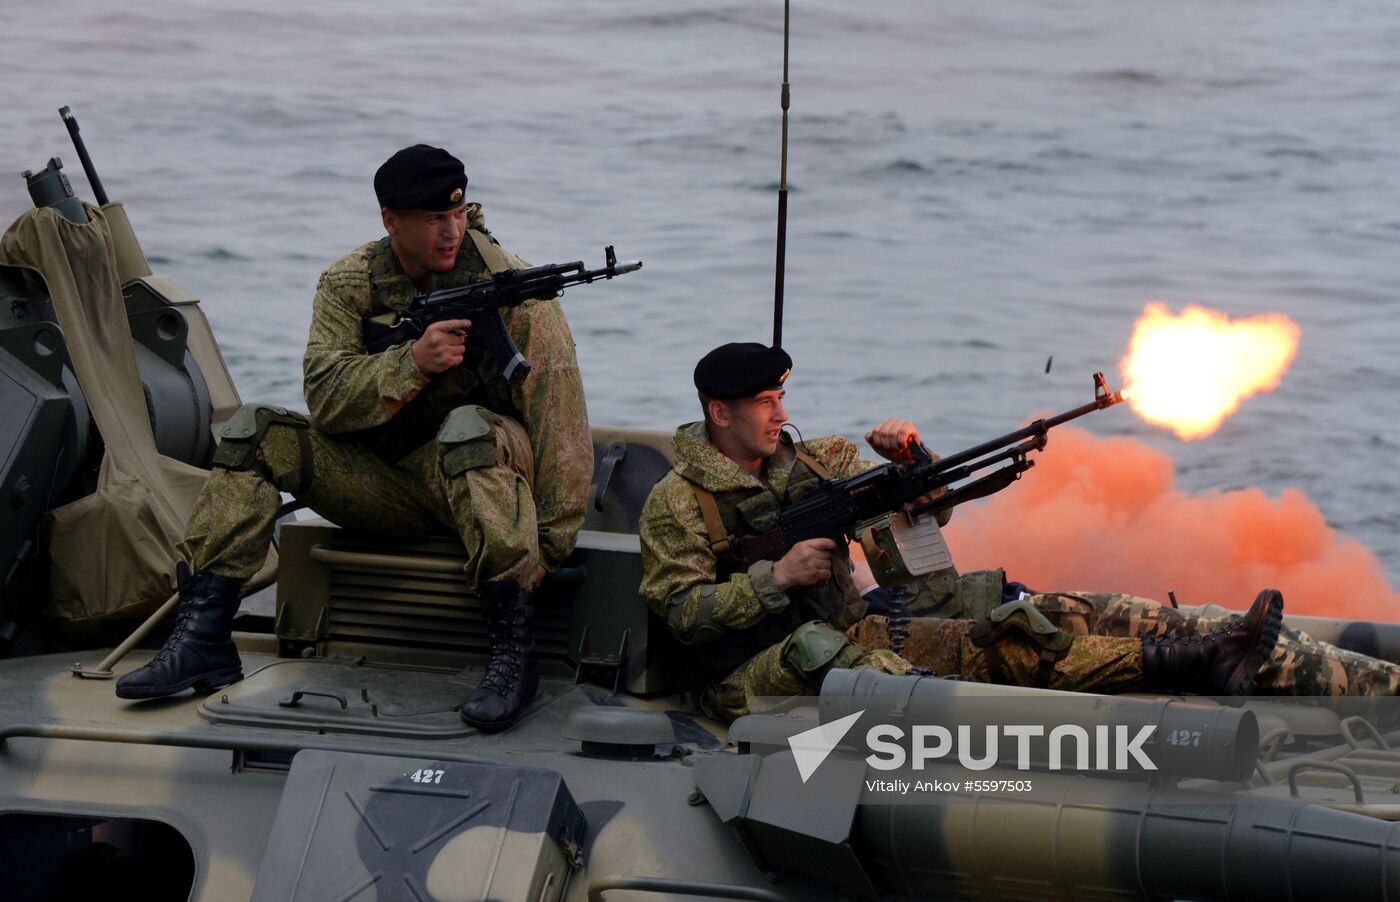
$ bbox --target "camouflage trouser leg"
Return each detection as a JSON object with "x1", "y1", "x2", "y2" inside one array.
[
  {"x1": 700, "y1": 614, "x2": 1149, "y2": 723},
  {"x1": 181, "y1": 424, "x2": 455, "y2": 582},
  {"x1": 700, "y1": 622, "x2": 910, "y2": 722},
  {"x1": 182, "y1": 411, "x2": 540, "y2": 587},
  {"x1": 1027, "y1": 592, "x2": 1400, "y2": 697},
  {"x1": 848, "y1": 615, "x2": 1144, "y2": 695},
  {"x1": 435, "y1": 409, "x2": 540, "y2": 587}
]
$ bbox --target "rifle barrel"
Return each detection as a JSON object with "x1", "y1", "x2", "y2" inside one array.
[{"x1": 419, "y1": 259, "x2": 641, "y2": 307}]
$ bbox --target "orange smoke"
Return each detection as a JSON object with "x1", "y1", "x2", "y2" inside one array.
[
  {"x1": 1121, "y1": 303, "x2": 1300, "y2": 440},
  {"x1": 941, "y1": 427, "x2": 1400, "y2": 621}
]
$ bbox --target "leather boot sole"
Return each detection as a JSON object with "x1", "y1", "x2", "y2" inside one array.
[
  {"x1": 115, "y1": 666, "x2": 244, "y2": 700},
  {"x1": 460, "y1": 710, "x2": 517, "y2": 733},
  {"x1": 1223, "y1": 588, "x2": 1285, "y2": 695},
  {"x1": 460, "y1": 679, "x2": 540, "y2": 732}
]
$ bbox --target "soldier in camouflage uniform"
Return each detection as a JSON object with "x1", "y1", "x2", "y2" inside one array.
[
  {"x1": 118, "y1": 146, "x2": 592, "y2": 730},
  {"x1": 893, "y1": 578, "x2": 1400, "y2": 697},
  {"x1": 639, "y1": 343, "x2": 1281, "y2": 722}
]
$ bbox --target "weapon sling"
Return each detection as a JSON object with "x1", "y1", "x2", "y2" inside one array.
[{"x1": 691, "y1": 446, "x2": 830, "y2": 565}]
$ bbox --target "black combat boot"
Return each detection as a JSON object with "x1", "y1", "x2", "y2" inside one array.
[
  {"x1": 115, "y1": 562, "x2": 243, "y2": 699},
  {"x1": 1142, "y1": 588, "x2": 1285, "y2": 695},
  {"x1": 460, "y1": 580, "x2": 539, "y2": 731}
]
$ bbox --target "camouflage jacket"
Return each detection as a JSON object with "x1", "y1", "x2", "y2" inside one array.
[
  {"x1": 302, "y1": 203, "x2": 592, "y2": 569},
  {"x1": 639, "y1": 422, "x2": 870, "y2": 663}
]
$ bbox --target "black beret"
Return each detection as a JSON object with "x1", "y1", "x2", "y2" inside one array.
[
  {"x1": 694, "y1": 342, "x2": 793, "y2": 400},
  {"x1": 374, "y1": 144, "x2": 468, "y2": 211}
]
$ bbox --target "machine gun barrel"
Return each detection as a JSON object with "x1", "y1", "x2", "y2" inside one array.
[
  {"x1": 933, "y1": 370, "x2": 1124, "y2": 473},
  {"x1": 732, "y1": 373, "x2": 1125, "y2": 567}
]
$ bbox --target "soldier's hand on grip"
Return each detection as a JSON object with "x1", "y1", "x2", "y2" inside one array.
[
  {"x1": 865, "y1": 418, "x2": 921, "y2": 466},
  {"x1": 773, "y1": 537, "x2": 837, "y2": 592},
  {"x1": 411, "y1": 319, "x2": 472, "y2": 374}
]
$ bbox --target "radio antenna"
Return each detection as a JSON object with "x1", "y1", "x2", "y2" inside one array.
[{"x1": 772, "y1": 0, "x2": 791, "y2": 348}]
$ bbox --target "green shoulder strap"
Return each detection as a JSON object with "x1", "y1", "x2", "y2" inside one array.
[
  {"x1": 691, "y1": 485, "x2": 737, "y2": 564},
  {"x1": 466, "y1": 229, "x2": 518, "y2": 275},
  {"x1": 793, "y1": 446, "x2": 830, "y2": 479}
]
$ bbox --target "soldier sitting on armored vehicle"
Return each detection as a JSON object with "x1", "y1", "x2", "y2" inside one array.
[
  {"x1": 638, "y1": 342, "x2": 1290, "y2": 721},
  {"x1": 116, "y1": 145, "x2": 592, "y2": 732}
]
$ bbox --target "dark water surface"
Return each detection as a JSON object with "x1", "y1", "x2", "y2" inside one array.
[{"x1": 4, "y1": 1, "x2": 1398, "y2": 581}]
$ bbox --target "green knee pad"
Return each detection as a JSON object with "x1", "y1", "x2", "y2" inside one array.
[
  {"x1": 213, "y1": 403, "x2": 309, "y2": 471},
  {"x1": 970, "y1": 599, "x2": 1073, "y2": 653},
  {"x1": 971, "y1": 598, "x2": 1074, "y2": 687},
  {"x1": 783, "y1": 621, "x2": 863, "y2": 685},
  {"x1": 438, "y1": 405, "x2": 499, "y2": 476}
]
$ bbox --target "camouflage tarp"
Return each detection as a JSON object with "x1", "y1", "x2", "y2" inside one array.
[{"x1": 0, "y1": 203, "x2": 256, "y2": 627}]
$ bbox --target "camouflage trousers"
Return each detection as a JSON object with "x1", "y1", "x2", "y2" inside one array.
[
  {"x1": 1022, "y1": 591, "x2": 1400, "y2": 697},
  {"x1": 912, "y1": 575, "x2": 1400, "y2": 698},
  {"x1": 700, "y1": 616, "x2": 1144, "y2": 722},
  {"x1": 180, "y1": 410, "x2": 539, "y2": 588}
]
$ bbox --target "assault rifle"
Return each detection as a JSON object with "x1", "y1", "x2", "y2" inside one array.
[
  {"x1": 732, "y1": 373, "x2": 1126, "y2": 571},
  {"x1": 362, "y1": 246, "x2": 642, "y2": 385}
]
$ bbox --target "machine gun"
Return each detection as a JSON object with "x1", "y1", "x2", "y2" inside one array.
[
  {"x1": 362, "y1": 246, "x2": 641, "y2": 385},
  {"x1": 732, "y1": 373, "x2": 1126, "y2": 581}
]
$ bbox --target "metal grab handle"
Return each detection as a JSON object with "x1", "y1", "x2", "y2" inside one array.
[
  {"x1": 1257, "y1": 727, "x2": 1291, "y2": 765},
  {"x1": 279, "y1": 690, "x2": 348, "y2": 710},
  {"x1": 0, "y1": 722, "x2": 492, "y2": 765},
  {"x1": 306, "y1": 544, "x2": 584, "y2": 590},
  {"x1": 1340, "y1": 715, "x2": 1392, "y2": 751},
  {"x1": 308, "y1": 545, "x2": 465, "y2": 574},
  {"x1": 1286, "y1": 761, "x2": 1365, "y2": 803},
  {"x1": 592, "y1": 442, "x2": 628, "y2": 512},
  {"x1": 588, "y1": 875, "x2": 786, "y2": 902}
]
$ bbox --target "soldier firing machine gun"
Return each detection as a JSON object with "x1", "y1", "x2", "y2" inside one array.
[
  {"x1": 362, "y1": 246, "x2": 642, "y2": 386},
  {"x1": 732, "y1": 373, "x2": 1125, "y2": 584}
]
